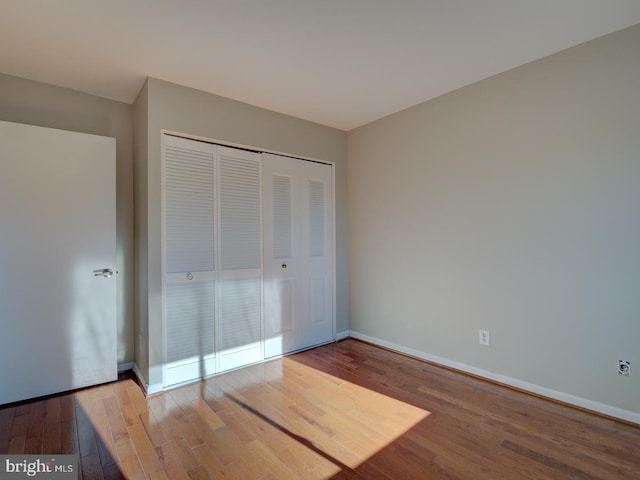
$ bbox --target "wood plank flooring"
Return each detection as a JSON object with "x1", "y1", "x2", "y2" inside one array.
[{"x1": 1, "y1": 339, "x2": 639, "y2": 479}]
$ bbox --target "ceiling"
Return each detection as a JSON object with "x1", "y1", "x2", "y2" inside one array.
[{"x1": 1, "y1": 1, "x2": 639, "y2": 131}]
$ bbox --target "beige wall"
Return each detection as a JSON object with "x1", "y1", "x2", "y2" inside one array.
[
  {"x1": 0, "y1": 73, "x2": 135, "y2": 366},
  {"x1": 347, "y1": 25, "x2": 640, "y2": 418},
  {"x1": 137, "y1": 78, "x2": 348, "y2": 386}
]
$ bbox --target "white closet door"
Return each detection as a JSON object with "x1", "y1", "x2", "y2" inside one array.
[
  {"x1": 263, "y1": 153, "x2": 334, "y2": 358},
  {"x1": 217, "y1": 146, "x2": 263, "y2": 371},
  {"x1": 163, "y1": 135, "x2": 216, "y2": 386},
  {"x1": 162, "y1": 136, "x2": 331, "y2": 384}
]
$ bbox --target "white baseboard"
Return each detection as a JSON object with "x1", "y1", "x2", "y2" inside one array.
[
  {"x1": 146, "y1": 383, "x2": 164, "y2": 395},
  {"x1": 335, "y1": 330, "x2": 350, "y2": 341},
  {"x1": 349, "y1": 330, "x2": 640, "y2": 426},
  {"x1": 131, "y1": 363, "x2": 163, "y2": 396}
]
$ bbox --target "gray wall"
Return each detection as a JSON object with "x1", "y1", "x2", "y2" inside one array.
[
  {"x1": 133, "y1": 79, "x2": 149, "y2": 380},
  {"x1": 0, "y1": 73, "x2": 135, "y2": 366},
  {"x1": 347, "y1": 25, "x2": 640, "y2": 417},
  {"x1": 136, "y1": 78, "x2": 347, "y2": 386}
]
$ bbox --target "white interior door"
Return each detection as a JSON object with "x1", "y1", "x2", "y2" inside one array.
[
  {"x1": 263, "y1": 153, "x2": 334, "y2": 358},
  {"x1": 0, "y1": 120, "x2": 116, "y2": 405}
]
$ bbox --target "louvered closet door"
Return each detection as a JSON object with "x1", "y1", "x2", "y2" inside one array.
[
  {"x1": 263, "y1": 153, "x2": 334, "y2": 358},
  {"x1": 216, "y1": 146, "x2": 263, "y2": 371},
  {"x1": 163, "y1": 135, "x2": 216, "y2": 386}
]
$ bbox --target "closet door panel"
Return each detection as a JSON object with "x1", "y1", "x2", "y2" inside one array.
[
  {"x1": 219, "y1": 278, "x2": 262, "y2": 350},
  {"x1": 263, "y1": 153, "x2": 334, "y2": 358},
  {"x1": 164, "y1": 276, "x2": 216, "y2": 385},
  {"x1": 305, "y1": 176, "x2": 334, "y2": 345},
  {"x1": 217, "y1": 147, "x2": 263, "y2": 371},
  {"x1": 163, "y1": 135, "x2": 216, "y2": 386}
]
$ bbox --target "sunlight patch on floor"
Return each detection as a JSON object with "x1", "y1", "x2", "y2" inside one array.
[
  {"x1": 78, "y1": 355, "x2": 431, "y2": 478},
  {"x1": 198, "y1": 356, "x2": 431, "y2": 474}
]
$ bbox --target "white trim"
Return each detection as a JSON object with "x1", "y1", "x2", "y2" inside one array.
[
  {"x1": 349, "y1": 331, "x2": 640, "y2": 426},
  {"x1": 146, "y1": 383, "x2": 164, "y2": 395},
  {"x1": 335, "y1": 330, "x2": 350, "y2": 341},
  {"x1": 161, "y1": 129, "x2": 332, "y2": 166},
  {"x1": 131, "y1": 362, "x2": 163, "y2": 396},
  {"x1": 118, "y1": 362, "x2": 134, "y2": 372},
  {"x1": 331, "y1": 163, "x2": 337, "y2": 343},
  {"x1": 160, "y1": 132, "x2": 168, "y2": 388}
]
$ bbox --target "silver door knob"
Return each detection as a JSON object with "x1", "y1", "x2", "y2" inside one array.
[{"x1": 93, "y1": 268, "x2": 114, "y2": 278}]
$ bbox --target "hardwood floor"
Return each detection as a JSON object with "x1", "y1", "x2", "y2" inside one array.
[{"x1": 1, "y1": 339, "x2": 639, "y2": 479}]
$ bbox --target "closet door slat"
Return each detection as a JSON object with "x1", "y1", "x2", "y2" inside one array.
[
  {"x1": 165, "y1": 143, "x2": 215, "y2": 273},
  {"x1": 166, "y1": 281, "x2": 215, "y2": 362},
  {"x1": 219, "y1": 154, "x2": 261, "y2": 271}
]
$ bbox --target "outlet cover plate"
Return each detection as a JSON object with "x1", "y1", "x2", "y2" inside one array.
[{"x1": 479, "y1": 329, "x2": 491, "y2": 346}]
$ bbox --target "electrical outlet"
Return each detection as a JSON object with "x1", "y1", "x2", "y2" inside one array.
[
  {"x1": 479, "y1": 329, "x2": 490, "y2": 346},
  {"x1": 618, "y1": 360, "x2": 631, "y2": 376}
]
